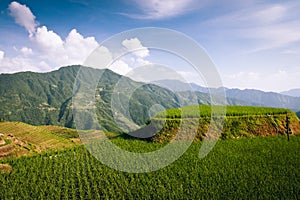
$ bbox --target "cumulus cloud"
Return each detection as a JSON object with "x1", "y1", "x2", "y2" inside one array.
[
  {"x1": 33, "y1": 26, "x2": 64, "y2": 54},
  {"x1": 31, "y1": 26, "x2": 98, "y2": 66},
  {"x1": 110, "y1": 60, "x2": 132, "y2": 75},
  {"x1": 0, "y1": 56, "x2": 51, "y2": 74},
  {"x1": 4, "y1": 2, "x2": 151, "y2": 75},
  {"x1": 102, "y1": 37, "x2": 152, "y2": 76},
  {"x1": 8, "y1": 1, "x2": 38, "y2": 35},
  {"x1": 121, "y1": 38, "x2": 149, "y2": 58},
  {"x1": 20, "y1": 47, "x2": 33, "y2": 56},
  {"x1": 64, "y1": 29, "x2": 99, "y2": 64},
  {"x1": 0, "y1": 51, "x2": 4, "y2": 61},
  {"x1": 4, "y1": 2, "x2": 100, "y2": 73}
]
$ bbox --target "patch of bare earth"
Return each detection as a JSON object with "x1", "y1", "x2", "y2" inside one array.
[{"x1": 0, "y1": 163, "x2": 12, "y2": 173}]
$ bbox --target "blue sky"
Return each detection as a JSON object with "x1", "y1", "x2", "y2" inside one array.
[{"x1": 0, "y1": 0, "x2": 300, "y2": 92}]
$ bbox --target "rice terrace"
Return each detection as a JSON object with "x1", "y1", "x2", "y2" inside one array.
[
  {"x1": 1, "y1": 104, "x2": 300, "y2": 199},
  {"x1": 1, "y1": 0, "x2": 300, "y2": 199}
]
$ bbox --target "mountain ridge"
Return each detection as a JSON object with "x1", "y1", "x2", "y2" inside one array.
[
  {"x1": 154, "y1": 79, "x2": 300, "y2": 111},
  {"x1": 1, "y1": 66, "x2": 299, "y2": 132},
  {"x1": 281, "y1": 89, "x2": 300, "y2": 97}
]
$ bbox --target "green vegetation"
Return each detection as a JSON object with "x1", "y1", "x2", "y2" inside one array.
[
  {"x1": 2, "y1": 65, "x2": 299, "y2": 134},
  {"x1": 155, "y1": 105, "x2": 291, "y2": 118},
  {"x1": 147, "y1": 105, "x2": 300, "y2": 142},
  {"x1": 0, "y1": 135, "x2": 299, "y2": 199},
  {"x1": 0, "y1": 122, "x2": 80, "y2": 159},
  {"x1": 0, "y1": 65, "x2": 185, "y2": 132}
]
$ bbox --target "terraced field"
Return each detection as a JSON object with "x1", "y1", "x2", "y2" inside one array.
[
  {"x1": 146, "y1": 105, "x2": 300, "y2": 142},
  {"x1": 0, "y1": 122, "x2": 80, "y2": 159},
  {"x1": 1, "y1": 135, "x2": 299, "y2": 199}
]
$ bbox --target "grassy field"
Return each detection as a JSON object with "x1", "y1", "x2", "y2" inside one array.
[
  {"x1": 0, "y1": 122, "x2": 80, "y2": 159},
  {"x1": 0, "y1": 135, "x2": 299, "y2": 199},
  {"x1": 155, "y1": 105, "x2": 292, "y2": 118}
]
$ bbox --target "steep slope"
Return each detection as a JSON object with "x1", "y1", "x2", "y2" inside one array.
[
  {"x1": 0, "y1": 121, "x2": 80, "y2": 159},
  {"x1": 0, "y1": 66, "x2": 200, "y2": 132},
  {"x1": 0, "y1": 66, "x2": 79, "y2": 127},
  {"x1": 2, "y1": 66, "x2": 298, "y2": 133},
  {"x1": 142, "y1": 105, "x2": 300, "y2": 142}
]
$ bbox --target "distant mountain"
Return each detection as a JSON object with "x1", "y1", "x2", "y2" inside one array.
[
  {"x1": 1, "y1": 66, "x2": 299, "y2": 133},
  {"x1": 152, "y1": 79, "x2": 209, "y2": 93},
  {"x1": 0, "y1": 66, "x2": 212, "y2": 132},
  {"x1": 0, "y1": 66, "x2": 181, "y2": 132},
  {"x1": 225, "y1": 89, "x2": 300, "y2": 111},
  {"x1": 153, "y1": 79, "x2": 300, "y2": 112},
  {"x1": 281, "y1": 89, "x2": 300, "y2": 97}
]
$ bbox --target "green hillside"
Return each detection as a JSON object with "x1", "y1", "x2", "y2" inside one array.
[
  {"x1": 140, "y1": 105, "x2": 300, "y2": 142},
  {"x1": 0, "y1": 65, "x2": 187, "y2": 132},
  {"x1": 2, "y1": 65, "x2": 293, "y2": 134}
]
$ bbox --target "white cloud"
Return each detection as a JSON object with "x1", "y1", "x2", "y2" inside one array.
[
  {"x1": 252, "y1": 5, "x2": 287, "y2": 23},
  {"x1": 72, "y1": 36, "x2": 151, "y2": 76},
  {"x1": 121, "y1": 38, "x2": 149, "y2": 58},
  {"x1": 32, "y1": 26, "x2": 64, "y2": 54},
  {"x1": 135, "y1": 57, "x2": 151, "y2": 66},
  {"x1": 126, "y1": 64, "x2": 182, "y2": 83},
  {"x1": 101, "y1": 37, "x2": 152, "y2": 76},
  {"x1": 178, "y1": 70, "x2": 206, "y2": 85},
  {"x1": 282, "y1": 50, "x2": 300, "y2": 55},
  {"x1": 223, "y1": 69, "x2": 300, "y2": 92},
  {"x1": 20, "y1": 47, "x2": 33, "y2": 56},
  {"x1": 0, "y1": 56, "x2": 51, "y2": 74},
  {"x1": 0, "y1": 51, "x2": 4, "y2": 61},
  {"x1": 8, "y1": 1, "x2": 38, "y2": 35},
  {"x1": 84, "y1": 45, "x2": 112, "y2": 69},
  {"x1": 128, "y1": 0, "x2": 197, "y2": 19},
  {"x1": 30, "y1": 26, "x2": 99, "y2": 67},
  {"x1": 205, "y1": 2, "x2": 300, "y2": 52},
  {"x1": 3, "y1": 2, "x2": 100, "y2": 73},
  {"x1": 65, "y1": 29, "x2": 99, "y2": 64},
  {"x1": 110, "y1": 60, "x2": 132, "y2": 75},
  {"x1": 5, "y1": 2, "x2": 153, "y2": 76}
]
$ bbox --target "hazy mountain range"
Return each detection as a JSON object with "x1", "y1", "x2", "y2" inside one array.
[
  {"x1": 154, "y1": 79, "x2": 300, "y2": 112},
  {"x1": 0, "y1": 65, "x2": 299, "y2": 132},
  {"x1": 280, "y1": 89, "x2": 300, "y2": 97}
]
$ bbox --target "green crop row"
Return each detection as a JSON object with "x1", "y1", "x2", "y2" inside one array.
[
  {"x1": 155, "y1": 105, "x2": 291, "y2": 119},
  {"x1": 1, "y1": 135, "x2": 299, "y2": 199}
]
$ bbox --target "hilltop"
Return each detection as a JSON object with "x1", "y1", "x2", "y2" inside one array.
[{"x1": 133, "y1": 105, "x2": 300, "y2": 142}]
